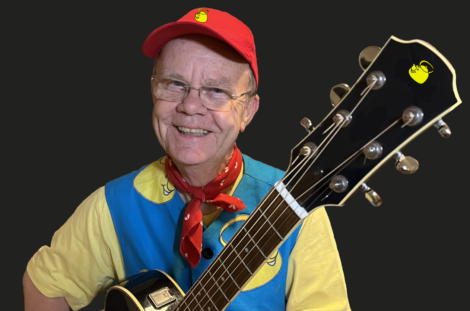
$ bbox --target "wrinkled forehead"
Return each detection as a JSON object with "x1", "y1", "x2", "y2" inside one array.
[{"x1": 154, "y1": 34, "x2": 250, "y2": 85}]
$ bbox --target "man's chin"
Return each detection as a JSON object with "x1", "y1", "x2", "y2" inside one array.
[{"x1": 167, "y1": 146, "x2": 213, "y2": 167}]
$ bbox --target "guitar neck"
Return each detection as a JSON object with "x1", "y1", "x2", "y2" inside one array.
[{"x1": 178, "y1": 188, "x2": 304, "y2": 311}]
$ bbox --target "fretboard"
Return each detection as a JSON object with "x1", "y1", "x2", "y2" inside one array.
[{"x1": 177, "y1": 187, "x2": 304, "y2": 311}]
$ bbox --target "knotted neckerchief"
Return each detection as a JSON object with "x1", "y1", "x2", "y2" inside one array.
[{"x1": 165, "y1": 144, "x2": 246, "y2": 268}]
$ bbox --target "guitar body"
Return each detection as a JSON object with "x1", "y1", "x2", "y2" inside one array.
[{"x1": 105, "y1": 270, "x2": 184, "y2": 311}]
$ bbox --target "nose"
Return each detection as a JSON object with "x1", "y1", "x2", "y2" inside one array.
[{"x1": 177, "y1": 87, "x2": 208, "y2": 115}]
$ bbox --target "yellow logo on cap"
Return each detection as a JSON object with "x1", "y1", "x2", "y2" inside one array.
[
  {"x1": 409, "y1": 60, "x2": 434, "y2": 84},
  {"x1": 195, "y1": 8, "x2": 208, "y2": 23}
]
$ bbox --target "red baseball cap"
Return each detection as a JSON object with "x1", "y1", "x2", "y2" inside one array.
[{"x1": 142, "y1": 8, "x2": 258, "y2": 87}]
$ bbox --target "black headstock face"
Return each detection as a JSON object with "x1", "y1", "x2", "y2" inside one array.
[{"x1": 284, "y1": 36, "x2": 461, "y2": 212}]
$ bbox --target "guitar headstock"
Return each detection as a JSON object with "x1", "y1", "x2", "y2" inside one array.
[{"x1": 284, "y1": 36, "x2": 461, "y2": 213}]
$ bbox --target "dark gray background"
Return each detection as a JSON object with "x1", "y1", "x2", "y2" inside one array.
[{"x1": 4, "y1": 1, "x2": 468, "y2": 310}]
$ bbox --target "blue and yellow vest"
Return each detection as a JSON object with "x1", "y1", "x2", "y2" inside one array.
[{"x1": 105, "y1": 154, "x2": 302, "y2": 310}]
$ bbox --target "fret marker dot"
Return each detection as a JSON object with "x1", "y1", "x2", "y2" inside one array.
[
  {"x1": 208, "y1": 308, "x2": 211, "y2": 311},
  {"x1": 245, "y1": 248, "x2": 249, "y2": 252},
  {"x1": 221, "y1": 277, "x2": 225, "y2": 281}
]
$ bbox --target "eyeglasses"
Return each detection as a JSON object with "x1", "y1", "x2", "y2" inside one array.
[{"x1": 151, "y1": 75, "x2": 254, "y2": 112}]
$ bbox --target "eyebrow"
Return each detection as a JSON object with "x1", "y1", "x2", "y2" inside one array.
[
  {"x1": 203, "y1": 78, "x2": 236, "y2": 91},
  {"x1": 163, "y1": 72, "x2": 187, "y2": 81},
  {"x1": 158, "y1": 72, "x2": 236, "y2": 90}
]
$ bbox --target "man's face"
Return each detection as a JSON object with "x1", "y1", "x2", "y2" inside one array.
[{"x1": 152, "y1": 35, "x2": 259, "y2": 170}]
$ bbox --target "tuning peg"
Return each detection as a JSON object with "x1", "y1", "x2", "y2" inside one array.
[
  {"x1": 360, "y1": 183, "x2": 382, "y2": 206},
  {"x1": 394, "y1": 151, "x2": 419, "y2": 174},
  {"x1": 402, "y1": 106, "x2": 424, "y2": 127},
  {"x1": 300, "y1": 117, "x2": 314, "y2": 132},
  {"x1": 330, "y1": 83, "x2": 350, "y2": 107},
  {"x1": 359, "y1": 46, "x2": 381, "y2": 71},
  {"x1": 434, "y1": 119, "x2": 451, "y2": 138},
  {"x1": 299, "y1": 142, "x2": 318, "y2": 157},
  {"x1": 363, "y1": 141, "x2": 383, "y2": 160},
  {"x1": 329, "y1": 175, "x2": 349, "y2": 193},
  {"x1": 366, "y1": 70, "x2": 387, "y2": 90}
]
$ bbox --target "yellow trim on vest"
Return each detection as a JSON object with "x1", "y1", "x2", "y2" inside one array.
[{"x1": 134, "y1": 157, "x2": 175, "y2": 204}]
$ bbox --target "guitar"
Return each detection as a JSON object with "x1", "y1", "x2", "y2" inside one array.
[{"x1": 103, "y1": 36, "x2": 461, "y2": 311}]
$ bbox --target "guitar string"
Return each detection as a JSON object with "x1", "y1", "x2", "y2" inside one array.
[
  {"x1": 180, "y1": 117, "x2": 344, "y2": 310},
  {"x1": 274, "y1": 79, "x2": 385, "y2": 207},
  {"x1": 193, "y1": 123, "x2": 346, "y2": 311},
  {"x1": 183, "y1": 119, "x2": 397, "y2": 310},
  {"x1": 286, "y1": 103, "x2": 398, "y2": 209},
  {"x1": 302, "y1": 152, "x2": 363, "y2": 208},
  {"x1": 178, "y1": 138, "x2": 329, "y2": 310},
  {"x1": 181, "y1": 82, "x2": 377, "y2": 311},
  {"x1": 267, "y1": 79, "x2": 377, "y2": 215},
  {"x1": 278, "y1": 116, "x2": 402, "y2": 240},
  {"x1": 323, "y1": 79, "x2": 376, "y2": 136},
  {"x1": 182, "y1": 83, "x2": 376, "y2": 311},
  {"x1": 196, "y1": 80, "x2": 382, "y2": 308},
  {"x1": 185, "y1": 121, "x2": 346, "y2": 311},
  {"x1": 182, "y1": 87, "x2": 370, "y2": 311},
  {"x1": 178, "y1": 149, "x2": 315, "y2": 310},
  {"x1": 297, "y1": 117, "x2": 401, "y2": 204},
  {"x1": 301, "y1": 118, "x2": 402, "y2": 211}
]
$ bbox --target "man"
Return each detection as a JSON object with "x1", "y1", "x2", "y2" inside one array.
[{"x1": 23, "y1": 8, "x2": 351, "y2": 311}]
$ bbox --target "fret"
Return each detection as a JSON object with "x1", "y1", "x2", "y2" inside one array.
[
  {"x1": 228, "y1": 243, "x2": 253, "y2": 275},
  {"x1": 183, "y1": 290, "x2": 202, "y2": 311},
  {"x1": 219, "y1": 259, "x2": 241, "y2": 290},
  {"x1": 242, "y1": 226, "x2": 267, "y2": 258},
  {"x1": 193, "y1": 293, "x2": 204, "y2": 311},
  {"x1": 252, "y1": 197, "x2": 301, "y2": 238},
  {"x1": 212, "y1": 261, "x2": 242, "y2": 299},
  {"x1": 207, "y1": 270, "x2": 230, "y2": 302},
  {"x1": 182, "y1": 299, "x2": 189, "y2": 311},
  {"x1": 260, "y1": 211, "x2": 284, "y2": 241},
  {"x1": 248, "y1": 210, "x2": 284, "y2": 255},
  {"x1": 200, "y1": 284, "x2": 219, "y2": 311}
]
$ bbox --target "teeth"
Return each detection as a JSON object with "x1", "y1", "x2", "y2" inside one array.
[{"x1": 178, "y1": 127, "x2": 209, "y2": 136}]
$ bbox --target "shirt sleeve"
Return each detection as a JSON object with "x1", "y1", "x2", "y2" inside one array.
[
  {"x1": 26, "y1": 186, "x2": 126, "y2": 311},
  {"x1": 286, "y1": 207, "x2": 351, "y2": 311}
]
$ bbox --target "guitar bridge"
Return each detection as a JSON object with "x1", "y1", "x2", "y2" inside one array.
[{"x1": 148, "y1": 287, "x2": 176, "y2": 308}]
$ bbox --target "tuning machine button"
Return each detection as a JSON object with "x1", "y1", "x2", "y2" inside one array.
[
  {"x1": 300, "y1": 117, "x2": 314, "y2": 132},
  {"x1": 322, "y1": 110, "x2": 352, "y2": 135},
  {"x1": 360, "y1": 183, "x2": 382, "y2": 206},
  {"x1": 434, "y1": 119, "x2": 451, "y2": 138},
  {"x1": 299, "y1": 142, "x2": 318, "y2": 157},
  {"x1": 334, "y1": 110, "x2": 352, "y2": 127},
  {"x1": 330, "y1": 83, "x2": 350, "y2": 107},
  {"x1": 394, "y1": 151, "x2": 419, "y2": 174},
  {"x1": 329, "y1": 175, "x2": 349, "y2": 193},
  {"x1": 363, "y1": 141, "x2": 383, "y2": 160},
  {"x1": 366, "y1": 71, "x2": 386, "y2": 90},
  {"x1": 359, "y1": 46, "x2": 381, "y2": 71},
  {"x1": 402, "y1": 106, "x2": 424, "y2": 128}
]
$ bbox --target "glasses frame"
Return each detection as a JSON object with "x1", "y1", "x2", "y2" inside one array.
[{"x1": 151, "y1": 75, "x2": 255, "y2": 112}]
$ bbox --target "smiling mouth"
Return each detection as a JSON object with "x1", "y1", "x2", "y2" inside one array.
[{"x1": 177, "y1": 126, "x2": 210, "y2": 136}]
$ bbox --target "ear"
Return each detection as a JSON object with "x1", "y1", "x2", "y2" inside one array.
[{"x1": 240, "y1": 94, "x2": 260, "y2": 132}]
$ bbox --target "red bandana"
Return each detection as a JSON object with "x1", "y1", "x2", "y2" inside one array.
[{"x1": 165, "y1": 144, "x2": 246, "y2": 268}]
